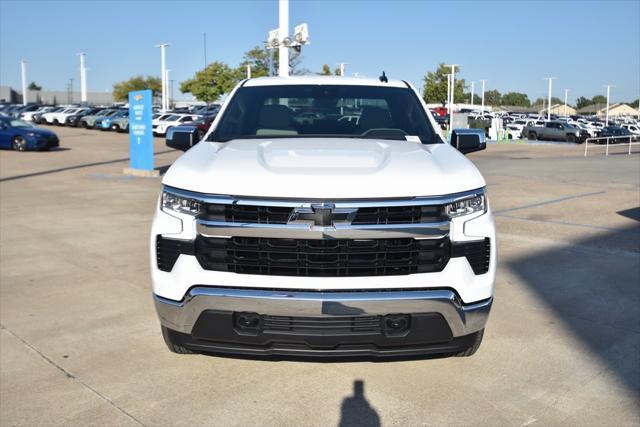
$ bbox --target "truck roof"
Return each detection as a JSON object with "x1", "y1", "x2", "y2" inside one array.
[{"x1": 243, "y1": 75, "x2": 409, "y2": 89}]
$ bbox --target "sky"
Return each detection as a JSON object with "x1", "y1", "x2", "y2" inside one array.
[{"x1": 1, "y1": 0, "x2": 639, "y2": 104}]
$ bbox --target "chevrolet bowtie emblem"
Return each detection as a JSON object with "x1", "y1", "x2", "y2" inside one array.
[
  {"x1": 288, "y1": 204, "x2": 357, "y2": 227},
  {"x1": 134, "y1": 94, "x2": 143, "y2": 101}
]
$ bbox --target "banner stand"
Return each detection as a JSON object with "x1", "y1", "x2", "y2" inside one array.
[{"x1": 123, "y1": 89, "x2": 159, "y2": 177}]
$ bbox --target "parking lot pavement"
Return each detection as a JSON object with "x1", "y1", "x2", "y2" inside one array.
[{"x1": 1, "y1": 127, "x2": 639, "y2": 426}]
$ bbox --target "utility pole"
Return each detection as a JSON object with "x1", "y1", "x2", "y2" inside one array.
[
  {"x1": 78, "y1": 53, "x2": 87, "y2": 104},
  {"x1": 445, "y1": 64, "x2": 460, "y2": 129},
  {"x1": 479, "y1": 79, "x2": 486, "y2": 115},
  {"x1": 278, "y1": 0, "x2": 289, "y2": 77},
  {"x1": 170, "y1": 79, "x2": 174, "y2": 106},
  {"x1": 246, "y1": 64, "x2": 251, "y2": 79},
  {"x1": 156, "y1": 44, "x2": 169, "y2": 112},
  {"x1": 20, "y1": 60, "x2": 27, "y2": 105},
  {"x1": 470, "y1": 81, "x2": 475, "y2": 107},
  {"x1": 603, "y1": 84, "x2": 614, "y2": 126},
  {"x1": 544, "y1": 77, "x2": 557, "y2": 121},
  {"x1": 563, "y1": 89, "x2": 569, "y2": 116}
]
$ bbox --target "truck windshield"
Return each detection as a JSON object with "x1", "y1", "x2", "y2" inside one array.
[{"x1": 210, "y1": 84, "x2": 439, "y2": 144}]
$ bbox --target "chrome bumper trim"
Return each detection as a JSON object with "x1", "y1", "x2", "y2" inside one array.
[
  {"x1": 196, "y1": 220, "x2": 450, "y2": 240},
  {"x1": 164, "y1": 185, "x2": 486, "y2": 208},
  {"x1": 154, "y1": 287, "x2": 492, "y2": 338}
]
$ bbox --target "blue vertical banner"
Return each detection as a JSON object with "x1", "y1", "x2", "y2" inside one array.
[{"x1": 128, "y1": 90, "x2": 153, "y2": 171}]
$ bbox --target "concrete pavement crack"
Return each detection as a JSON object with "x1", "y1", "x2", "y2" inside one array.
[{"x1": 0, "y1": 324, "x2": 146, "y2": 426}]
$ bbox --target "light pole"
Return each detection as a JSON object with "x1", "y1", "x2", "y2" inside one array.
[
  {"x1": 479, "y1": 79, "x2": 486, "y2": 115},
  {"x1": 444, "y1": 73, "x2": 451, "y2": 114},
  {"x1": 278, "y1": 0, "x2": 289, "y2": 77},
  {"x1": 336, "y1": 62, "x2": 348, "y2": 77},
  {"x1": 544, "y1": 77, "x2": 556, "y2": 121},
  {"x1": 445, "y1": 64, "x2": 460, "y2": 129},
  {"x1": 603, "y1": 84, "x2": 614, "y2": 126},
  {"x1": 165, "y1": 69, "x2": 171, "y2": 109},
  {"x1": 78, "y1": 53, "x2": 87, "y2": 104},
  {"x1": 156, "y1": 43, "x2": 169, "y2": 112},
  {"x1": 20, "y1": 60, "x2": 27, "y2": 105},
  {"x1": 563, "y1": 89, "x2": 569, "y2": 116},
  {"x1": 470, "y1": 81, "x2": 475, "y2": 108}
]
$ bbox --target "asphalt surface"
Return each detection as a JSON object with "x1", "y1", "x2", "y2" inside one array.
[{"x1": 1, "y1": 127, "x2": 639, "y2": 426}]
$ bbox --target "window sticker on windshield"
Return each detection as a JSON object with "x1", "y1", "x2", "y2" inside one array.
[{"x1": 405, "y1": 135, "x2": 421, "y2": 142}]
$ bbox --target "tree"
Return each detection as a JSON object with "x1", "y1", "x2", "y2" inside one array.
[
  {"x1": 28, "y1": 81, "x2": 42, "y2": 91},
  {"x1": 575, "y1": 96, "x2": 592, "y2": 109},
  {"x1": 591, "y1": 95, "x2": 607, "y2": 105},
  {"x1": 239, "y1": 45, "x2": 307, "y2": 77},
  {"x1": 422, "y1": 63, "x2": 465, "y2": 106},
  {"x1": 484, "y1": 89, "x2": 502, "y2": 106},
  {"x1": 628, "y1": 99, "x2": 639, "y2": 109},
  {"x1": 180, "y1": 61, "x2": 241, "y2": 103},
  {"x1": 501, "y1": 92, "x2": 530, "y2": 107},
  {"x1": 319, "y1": 64, "x2": 332, "y2": 75},
  {"x1": 112, "y1": 76, "x2": 162, "y2": 102},
  {"x1": 550, "y1": 97, "x2": 563, "y2": 105}
]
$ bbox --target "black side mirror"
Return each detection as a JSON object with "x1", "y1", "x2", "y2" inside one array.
[
  {"x1": 166, "y1": 128, "x2": 200, "y2": 151},
  {"x1": 451, "y1": 128, "x2": 486, "y2": 155}
]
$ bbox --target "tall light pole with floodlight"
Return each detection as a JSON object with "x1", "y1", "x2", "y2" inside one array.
[
  {"x1": 563, "y1": 89, "x2": 569, "y2": 116},
  {"x1": 445, "y1": 64, "x2": 460, "y2": 129},
  {"x1": 78, "y1": 53, "x2": 87, "y2": 104},
  {"x1": 470, "y1": 81, "x2": 475, "y2": 108}
]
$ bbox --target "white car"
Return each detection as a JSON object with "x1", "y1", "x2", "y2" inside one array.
[
  {"x1": 621, "y1": 124, "x2": 640, "y2": 135},
  {"x1": 152, "y1": 114, "x2": 201, "y2": 135},
  {"x1": 41, "y1": 107, "x2": 89, "y2": 125},
  {"x1": 151, "y1": 76, "x2": 496, "y2": 358},
  {"x1": 21, "y1": 106, "x2": 56, "y2": 122}
]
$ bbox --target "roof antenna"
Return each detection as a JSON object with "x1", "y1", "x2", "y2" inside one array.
[{"x1": 379, "y1": 71, "x2": 388, "y2": 83}]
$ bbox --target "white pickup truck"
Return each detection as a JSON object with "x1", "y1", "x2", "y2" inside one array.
[{"x1": 151, "y1": 76, "x2": 496, "y2": 358}]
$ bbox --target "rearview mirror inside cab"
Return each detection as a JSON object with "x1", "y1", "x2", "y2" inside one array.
[{"x1": 451, "y1": 128, "x2": 486, "y2": 155}]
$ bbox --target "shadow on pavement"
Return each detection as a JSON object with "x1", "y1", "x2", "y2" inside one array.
[
  {"x1": 507, "y1": 224, "x2": 640, "y2": 395},
  {"x1": 338, "y1": 380, "x2": 380, "y2": 427}
]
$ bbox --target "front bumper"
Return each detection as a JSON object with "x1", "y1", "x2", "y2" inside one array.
[{"x1": 155, "y1": 286, "x2": 492, "y2": 357}]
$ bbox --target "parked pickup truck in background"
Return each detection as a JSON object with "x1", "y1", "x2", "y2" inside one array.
[
  {"x1": 151, "y1": 76, "x2": 496, "y2": 359},
  {"x1": 523, "y1": 120, "x2": 587, "y2": 143}
]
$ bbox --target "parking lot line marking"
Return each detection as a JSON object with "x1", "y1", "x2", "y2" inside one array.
[
  {"x1": 0, "y1": 324, "x2": 146, "y2": 426},
  {"x1": 0, "y1": 149, "x2": 174, "y2": 183},
  {"x1": 493, "y1": 191, "x2": 606, "y2": 215}
]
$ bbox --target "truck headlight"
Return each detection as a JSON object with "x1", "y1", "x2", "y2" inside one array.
[
  {"x1": 444, "y1": 192, "x2": 486, "y2": 218},
  {"x1": 161, "y1": 190, "x2": 201, "y2": 216}
]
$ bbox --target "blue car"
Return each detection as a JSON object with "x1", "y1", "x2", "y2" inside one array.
[
  {"x1": 100, "y1": 110, "x2": 128, "y2": 131},
  {"x1": 0, "y1": 117, "x2": 59, "y2": 151}
]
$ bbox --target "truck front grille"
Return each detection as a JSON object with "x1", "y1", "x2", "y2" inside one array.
[
  {"x1": 156, "y1": 236, "x2": 491, "y2": 276},
  {"x1": 199, "y1": 203, "x2": 446, "y2": 225},
  {"x1": 194, "y1": 236, "x2": 450, "y2": 277}
]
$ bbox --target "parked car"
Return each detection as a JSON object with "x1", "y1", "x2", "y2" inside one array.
[
  {"x1": 523, "y1": 120, "x2": 587, "y2": 143},
  {"x1": 597, "y1": 126, "x2": 635, "y2": 143},
  {"x1": 65, "y1": 108, "x2": 104, "y2": 127},
  {"x1": 0, "y1": 117, "x2": 59, "y2": 151},
  {"x1": 152, "y1": 114, "x2": 201, "y2": 136},
  {"x1": 621, "y1": 124, "x2": 640, "y2": 135},
  {"x1": 32, "y1": 107, "x2": 64, "y2": 124},
  {"x1": 99, "y1": 110, "x2": 128, "y2": 131},
  {"x1": 80, "y1": 109, "x2": 121, "y2": 128},
  {"x1": 153, "y1": 75, "x2": 495, "y2": 358},
  {"x1": 21, "y1": 106, "x2": 56, "y2": 122},
  {"x1": 109, "y1": 115, "x2": 129, "y2": 132},
  {"x1": 41, "y1": 107, "x2": 88, "y2": 125}
]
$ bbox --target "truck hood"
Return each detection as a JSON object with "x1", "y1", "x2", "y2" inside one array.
[{"x1": 162, "y1": 138, "x2": 486, "y2": 199}]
